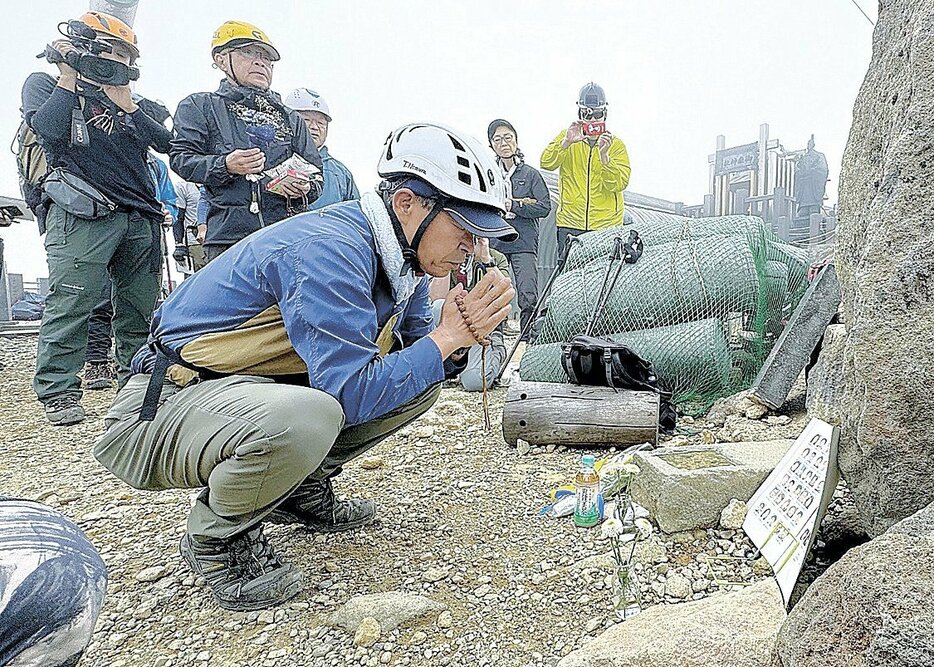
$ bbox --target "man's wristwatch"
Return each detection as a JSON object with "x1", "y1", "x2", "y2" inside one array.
[{"x1": 477, "y1": 259, "x2": 496, "y2": 270}]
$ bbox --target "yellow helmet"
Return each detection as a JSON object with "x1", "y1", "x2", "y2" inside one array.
[{"x1": 211, "y1": 20, "x2": 280, "y2": 61}]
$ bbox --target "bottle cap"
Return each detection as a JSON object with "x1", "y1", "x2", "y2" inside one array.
[{"x1": 582, "y1": 454, "x2": 596, "y2": 468}]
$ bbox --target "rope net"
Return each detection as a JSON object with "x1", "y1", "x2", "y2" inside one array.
[{"x1": 519, "y1": 211, "x2": 811, "y2": 415}]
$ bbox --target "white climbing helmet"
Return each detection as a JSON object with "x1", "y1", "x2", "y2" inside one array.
[
  {"x1": 378, "y1": 122, "x2": 511, "y2": 220},
  {"x1": 283, "y1": 87, "x2": 332, "y2": 120}
]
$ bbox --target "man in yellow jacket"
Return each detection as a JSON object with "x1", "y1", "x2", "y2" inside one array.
[{"x1": 541, "y1": 83, "x2": 631, "y2": 258}]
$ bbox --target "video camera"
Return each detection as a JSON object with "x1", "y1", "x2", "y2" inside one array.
[{"x1": 38, "y1": 20, "x2": 139, "y2": 86}]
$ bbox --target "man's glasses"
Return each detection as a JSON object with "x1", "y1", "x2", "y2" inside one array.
[
  {"x1": 234, "y1": 46, "x2": 274, "y2": 64},
  {"x1": 491, "y1": 133, "x2": 516, "y2": 145},
  {"x1": 579, "y1": 107, "x2": 607, "y2": 121}
]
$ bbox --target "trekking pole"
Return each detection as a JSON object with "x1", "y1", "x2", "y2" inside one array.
[
  {"x1": 496, "y1": 234, "x2": 581, "y2": 382},
  {"x1": 161, "y1": 224, "x2": 175, "y2": 296}
]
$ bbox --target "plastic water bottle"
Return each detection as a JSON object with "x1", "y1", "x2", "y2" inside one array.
[{"x1": 574, "y1": 454, "x2": 600, "y2": 528}]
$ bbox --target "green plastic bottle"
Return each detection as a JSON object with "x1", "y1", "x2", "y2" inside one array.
[{"x1": 574, "y1": 454, "x2": 600, "y2": 528}]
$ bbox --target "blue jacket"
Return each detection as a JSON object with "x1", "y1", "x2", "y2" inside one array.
[
  {"x1": 148, "y1": 155, "x2": 177, "y2": 223},
  {"x1": 133, "y1": 200, "x2": 444, "y2": 426},
  {"x1": 309, "y1": 146, "x2": 359, "y2": 211}
]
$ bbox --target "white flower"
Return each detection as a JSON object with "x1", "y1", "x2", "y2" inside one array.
[
  {"x1": 600, "y1": 517, "x2": 625, "y2": 539},
  {"x1": 621, "y1": 463, "x2": 641, "y2": 476},
  {"x1": 634, "y1": 518, "x2": 654, "y2": 539}
]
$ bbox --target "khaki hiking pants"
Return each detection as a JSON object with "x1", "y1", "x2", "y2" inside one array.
[{"x1": 94, "y1": 374, "x2": 441, "y2": 540}]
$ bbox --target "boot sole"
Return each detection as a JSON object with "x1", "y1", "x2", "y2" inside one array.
[
  {"x1": 47, "y1": 408, "x2": 86, "y2": 426},
  {"x1": 179, "y1": 536, "x2": 304, "y2": 612},
  {"x1": 85, "y1": 379, "x2": 115, "y2": 390}
]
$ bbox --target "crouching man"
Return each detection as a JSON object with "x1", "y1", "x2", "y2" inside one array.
[{"x1": 93, "y1": 122, "x2": 515, "y2": 611}]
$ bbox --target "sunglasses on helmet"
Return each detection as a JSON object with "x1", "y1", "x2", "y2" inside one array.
[{"x1": 579, "y1": 107, "x2": 607, "y2": 121}]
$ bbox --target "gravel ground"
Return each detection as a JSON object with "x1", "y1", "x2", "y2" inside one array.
[{"x1": 0, "y1": 335, "x2": 806, "y2": 667}]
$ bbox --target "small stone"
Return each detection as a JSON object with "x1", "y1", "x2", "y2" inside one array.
[
  {"x1": 134, "y1": 566, "x2": 167, "y2": 583},
  {"x1": 584, "y1": 617, "x2": 602, "y2": 633},
  {"x1": 767, "y1": 415, "x2": 792, "y2": 426},
  {"x1": 437, "y1": 610, "x2": 453, "y2": 629},
  {"x1": 753, "y1": 557, "x2": 772, "y2": 576},
  {"x1": 354, "y1": 617, "x2": 381, "y2": 648},
  {"x1": 719, "y1": 499, "x2": 748, "y2": 530},
  {"x1": 664, "y1": 573, "x2": 692, "y2": 599},
  {"x1": 324, "y1": 561, "x2": 340, "y2": 574},
  {"x1": 411, "y1": 630, "x2": 427, "y2": 645},
  {"x1": 361, "y1": 456, "x2": 384, "y2": 470},
  {"x1": 258, "y1": 610, "x2": 276, "y2": 625},
  {"x1": 473, "y1": 584, "x2": 491, "y2": 597},
  {"x1": 692, "y1": 578, "x2": 710, "y2": 593},
  {"x1": 701, "y1": 429, "x2": 716, "y2": 444},
  {"x1": 422, "y1": 567, "x2": 448, "y2": 583},
  {"x1": 517, "y1": 439, "x2": 531, "y2": 456},
  {"x1": 195, "y1": 651, "x2": 211, "y2": 662},
  {"x1": 745, "y1": 403, "x2": 769, "y2": 420},
  {"x1": 380, "y1": 652, "x2": 393, "y2": 665}
]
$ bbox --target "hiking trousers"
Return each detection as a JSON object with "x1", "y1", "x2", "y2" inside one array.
[
  {"x1": 34, "y1": 204, "x2": 159, "y2": 402},
  {"x1": 94, "y1": 375, "x2": 441, "y2": 541},
  {"x1": 504, "y1": 252, "x2": 539, "y2": 337}
]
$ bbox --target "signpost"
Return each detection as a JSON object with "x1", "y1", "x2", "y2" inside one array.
[
  {"x1": 715, "y1": 142, "x2": 760, "y2": 177},
  {"x1": 742, "y1": 418, "x2": 839, "y2": 607}
]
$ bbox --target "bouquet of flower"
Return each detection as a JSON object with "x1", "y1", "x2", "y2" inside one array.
[{"x1": 599, "y1": 453, "x2": 653, "y2": 620}]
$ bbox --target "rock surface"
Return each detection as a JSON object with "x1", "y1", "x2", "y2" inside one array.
[
  {"x1": 805, "y1": 324, "x2": 846, "y2": 426},
  {"x1": 776, "y1": 502, "x2": 934, "y2": 666},
  {"x1": 329, "y1": 592, "x2": 447, "y2": 633},
  {"x1": 632, "y1": 440, "x2": 793, "y2": 533},
  {"x1": 719, "y1": 499, "x2": 747, "y2": 530},
  {"x1": 557, "y1": 579, "x2": 785, "y2": 667},
  {"x1": 835, "y1": 0, "x2": 934, "y2": 537}
]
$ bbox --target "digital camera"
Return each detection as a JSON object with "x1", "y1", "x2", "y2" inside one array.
[
  {"x1": 38, "y1": 20, "x2": 139, "y2": 87},
  {"x1": 582, "y1": 121, "x2": 606, "y2": 138}
]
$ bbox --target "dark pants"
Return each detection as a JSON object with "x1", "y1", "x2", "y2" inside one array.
[
  {"x1": 34, "y1": 205, "x2": 159, "y2": 402},
  {"x1": 505, "y1": 252, "x2": 539, "y2": 339},
  {"x1": 85, "y1": 273, "x2": 113, "y2": 364},
  {"x1": 204, "y1": 244, "x2": 235, "y2": 264},
  {"x1": 556, "y1": 227, "x2": 583, "y2": 262}
]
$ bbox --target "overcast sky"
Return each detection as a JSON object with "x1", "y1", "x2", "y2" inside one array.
[{"x1": 0, "y1": 0, "x2": 878, "y2": 281}]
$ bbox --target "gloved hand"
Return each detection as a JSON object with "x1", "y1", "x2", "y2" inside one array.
[{"x1": 173, "y1": 246, "x2": 189, "y2": 263}]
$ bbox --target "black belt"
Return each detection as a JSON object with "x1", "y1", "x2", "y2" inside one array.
[{"x1": 139, "y1": 351, "x2": 172, "y2": 421}]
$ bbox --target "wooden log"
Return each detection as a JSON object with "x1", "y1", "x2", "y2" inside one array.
[{"x1": 502, "y1": 381, "x2": 659, "y2": 448}]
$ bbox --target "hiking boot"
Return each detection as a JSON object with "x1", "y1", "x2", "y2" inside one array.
[
  {"x1": 44, "y1": 395, "x2": 86, "y2": 426},
  {"x1": 179, "y1": 525, "x2": 303, "y2": 612},
  {"x1": 83, "y1": 361, "x2": 116, "y2": 390},
  {"x1": 267, "y1": 478, "x2": 376, "y2": 532}
]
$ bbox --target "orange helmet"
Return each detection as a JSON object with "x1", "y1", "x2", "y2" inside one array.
[{"x1": 78, "y1": 11, "x2": 139, "y2": 60}]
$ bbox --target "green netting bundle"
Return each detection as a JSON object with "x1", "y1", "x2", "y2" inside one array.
[
  {"x1": 520, "y1": 212, "x2": 811, "y2": 414},
  {"x1": 519, "y1": 318, "x2": 733, "y2": 399},
  {"x1": 541, "y1": 235, "x2": 759, "y2": 341}
]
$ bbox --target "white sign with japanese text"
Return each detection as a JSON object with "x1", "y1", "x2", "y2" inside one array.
[{"x1": 742, "y1": 418, "x2": 839, "y2": 607}]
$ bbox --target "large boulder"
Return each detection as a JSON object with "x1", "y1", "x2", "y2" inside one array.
[
  {"x1": 835, "y1": 0, "x2": 934, "y2": 537},
  {"x1": 775, "y1": 502, "x2": 934, "y2": 666},
  {"x1": 805, "y1": 324, "x2": 846, "y2": 426},
  {"x1": 557, "y1": 579, "x2": 785, "y2": 667}
]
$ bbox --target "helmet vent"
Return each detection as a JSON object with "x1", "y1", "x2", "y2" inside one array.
[
  {"x1": 458, "y1": 171, "x2": 472, "y2": 185},
  {"x1": 474, "y1": 165, "x2": 487, "y2": 193},
  {"x1": 449, "y1": 135, "x2": 466, "y2": 152},
  {"x1": 456, "y1": 156, "x2": 470, "y2": 168}
]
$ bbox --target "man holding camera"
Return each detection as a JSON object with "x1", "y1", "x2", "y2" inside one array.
[
  {"x1": 284, "y1": 88, "x2": 360, "y2": 210},
  {"x1": 22, "y1": 12, "x2": 172, "y2": 425},
  {"x1": 541, "y1": 83, "x2": 631, "y2": 258},
  {"x1": 170, "y1": 21, "x2": 323, "y2": 263}
]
